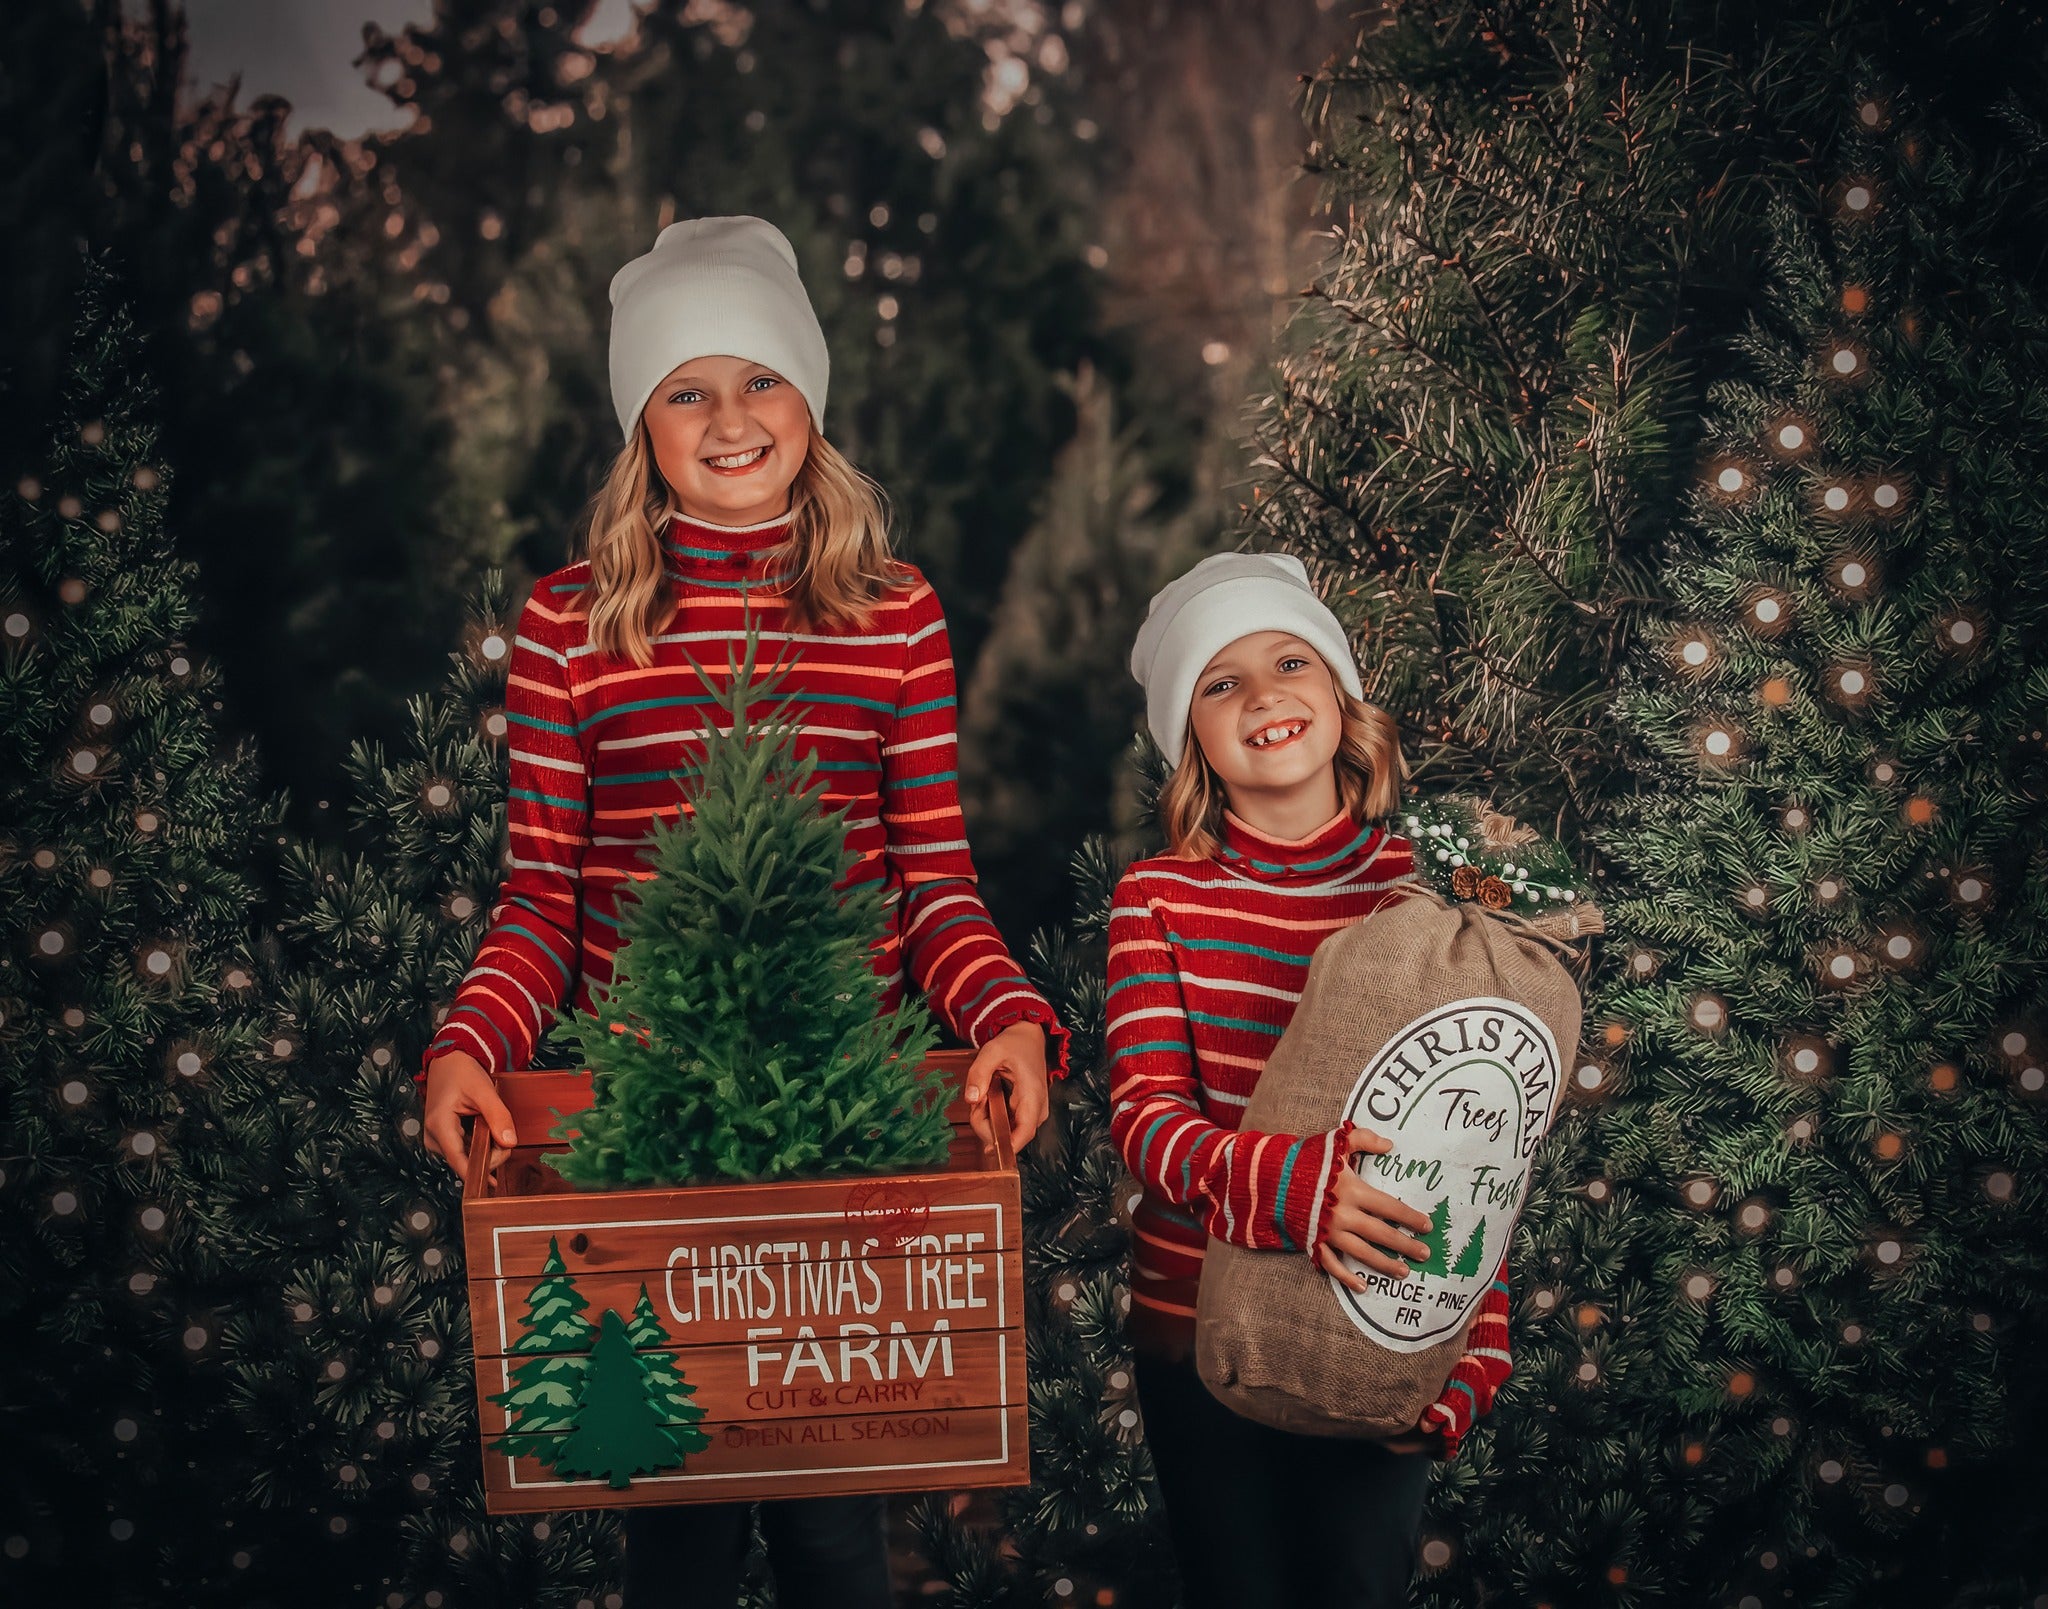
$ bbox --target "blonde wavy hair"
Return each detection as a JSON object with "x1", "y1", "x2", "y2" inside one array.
[
  {"x1": 578, "y1": 422, "x2": 905, "y2": 664},
  {"x1": 1159, "y1": 678, "x2": 1406, "y2": 860}
]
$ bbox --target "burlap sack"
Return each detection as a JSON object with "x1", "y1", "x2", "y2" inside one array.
[{"x1": 1194, "y1": 883, "x2": 1589, "y2": 1438}]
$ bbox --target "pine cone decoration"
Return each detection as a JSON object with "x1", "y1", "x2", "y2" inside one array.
[
  {"x1": 1450, "y1": 864, "x2": 1482, "y2": 899},
  {"x1": 1478, "y1": 875, "x2": 1514, "y2": 909}
]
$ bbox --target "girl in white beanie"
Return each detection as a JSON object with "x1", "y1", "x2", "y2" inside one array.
[
  {"x1": 1107, "y1": 552, "x2": 1515, "y2": 1608},
  {"x1": 417, "y1": 216, "x2": 1068, "y2": 1609}
]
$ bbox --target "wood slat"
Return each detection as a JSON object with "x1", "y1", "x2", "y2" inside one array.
[
  {"x1": 480, "y1": 1401, "x2": 1030, "y2": 1512},
  {"x1": 474, "y1": 1325, "x2": 1019, "y2": 1434}
]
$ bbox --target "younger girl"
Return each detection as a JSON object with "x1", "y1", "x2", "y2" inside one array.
[
  {"x1": 1110, "y1": 552, "x2": 1512, "y2": 1609},
  {"x1": 418, "y1": 216, "x2": 1068, "y2": 1609}
]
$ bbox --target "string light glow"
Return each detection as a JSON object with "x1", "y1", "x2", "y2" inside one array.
[
  {"x1": 1694, "y1": 719, "x2": 1742, "y2": 763},
  {"x1": 1783, "y1": 1035, "x2": 1831, "y2": 1082},
  {"x1": 1709, "y1": 456, "x2": 1756, "y2": 497},
  {"x1": 1829, "y1": 552, "x2": 1878, "y2": 598},
  {"x1": 1828, "y1": 664, "x2": 1872, "y2": 705},
  {"x1": 1937, "y1": 608, "x2": 1985, "y2": 654},
  {"x1": 1817, "y1": 944, "x2": 1861, "y2": 987},
  {"x1": 1747, "y1": 589, "x2": 1792, "y2": 633},
  {"x1": 1688, "y1": 993, "x2": 1729, "y2": 1034},
  {"x1": 1767, "y1": 415, "x2": 1813, "y2": 455}
]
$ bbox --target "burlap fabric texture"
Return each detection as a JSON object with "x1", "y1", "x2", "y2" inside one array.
[{"x1": 1195, "y1": 883, "x2": 1589, "y2": 1437}]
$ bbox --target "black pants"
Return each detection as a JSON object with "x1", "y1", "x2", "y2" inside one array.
[
  {"x1": 621, "y1": 1494, "x2": 892, "y2": 1609},
  {"x1": 1136, "y1": 1353, "x2": 1433, "y2": 1609}
]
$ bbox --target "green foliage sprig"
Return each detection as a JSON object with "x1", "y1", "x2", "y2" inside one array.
[{"x1": 1400, "y1": 794, "x2": 1596, "y2": 921}]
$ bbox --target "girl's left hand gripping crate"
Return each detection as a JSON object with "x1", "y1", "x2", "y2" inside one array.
[{"x1": 461, "y1": 1047, "x2": 1028, "y2": 1512}]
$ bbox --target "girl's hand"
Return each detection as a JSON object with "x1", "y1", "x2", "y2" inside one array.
[
  {"x1": 964, "y1": 1022, "x2": 1050, "y2": 1153},
  {"x1": 423, "y1": 1051, "x2": 517, "y2": 1186},
  {"x1": 1314, "y1": 1125, "x2": 1436, "y2": 1288}
]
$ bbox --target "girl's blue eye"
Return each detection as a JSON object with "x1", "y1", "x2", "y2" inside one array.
[
  {"x1": 1202, "y1": 677, "x2": 1234, "y2": 697},
  {"x1": 748, "y1": 375, "x2": 778, "y2": 390},
  {"x1": 669, "y1": 390, "x2": 703, "y2": 405},
  {"x1": 1279, "y1": 656, "x2": 1310, "y2": 671}
]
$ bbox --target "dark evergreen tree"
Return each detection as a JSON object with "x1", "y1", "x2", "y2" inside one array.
[
  {"x1": 1247, "y1": 0, "x2": 2048, "y2": 837},
  {"x1": 207, "y1": 577, "x2": 622, "y2": 1605},
  {"x1": 1246, "y1": 0, "x2": 1784, "y2": 832},
  {"x1": 958, "y1": 365, "x2": 1224, "y2": 940},
  {"x1": 1468, "y1": 80, "x2": 2048, "y2": 1605},
  {"x1": 0, "y1": 3, "x2": 467, "y2": 826},
  {"x1": 0, "y1": 263, "x2": 283, "y2": 1604}
]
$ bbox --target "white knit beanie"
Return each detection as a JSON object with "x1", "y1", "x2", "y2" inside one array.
[
  {"x1": 607, "y1": 215, "x2": 830, "y2": 438},
  {"x1": 1129, "y1": 552, "x2": 1363, "y2": 768}
]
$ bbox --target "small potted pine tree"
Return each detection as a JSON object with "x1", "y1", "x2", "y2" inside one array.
[{"x1": 462, "y1": 631, "x2": 1029, "y2": 1513}]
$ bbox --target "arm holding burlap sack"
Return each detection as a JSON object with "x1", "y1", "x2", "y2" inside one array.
[
  {"x1": 1322, "y1": 1127, "x2": 1514, "y2": 1459},
  {"x1": 1107, "y1": 882, "x2": 1432, "y2": 1263}
]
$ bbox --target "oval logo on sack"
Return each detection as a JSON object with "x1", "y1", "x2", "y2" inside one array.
[{"x1": 1329, "y1": 997, "x2": 1559, "y2": 1352}]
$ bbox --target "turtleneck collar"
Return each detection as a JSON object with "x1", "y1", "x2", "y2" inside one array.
[
  {"x1": 1215, "y1": 807, "x2": 1393, "y2": 884},
  {"x1": 661, "y1": 510, "x2": 795, "y2": 587}
]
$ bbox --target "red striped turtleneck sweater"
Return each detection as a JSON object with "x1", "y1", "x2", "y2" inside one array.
[
  {"x1": 420, "y1": 512, "x2": 1069, "y2": 1086},
  {"x1": 1107, "y1": 809, "x2": 1512, "y2": 1458}
]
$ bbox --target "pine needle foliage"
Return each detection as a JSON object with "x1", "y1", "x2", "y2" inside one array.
[
  {"x1": 1252, "y1": 0, "x2": 1797, "y2": 829},
  {"x1": 551, "y1": 626, "x2": 950, "y2": 1187},
  {"x1": 215, "y1": 577, "x2": 619, "y2": 1606},
  {"x1": 0, "y1": 259, "x2": 285, "y2": 1601},
  {"x1": 1412, "y1": 62, "x2": 2048, "y2": 1609}
]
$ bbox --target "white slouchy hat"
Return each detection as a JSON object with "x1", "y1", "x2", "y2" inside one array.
[
  {"x1": 606, "y1": 215, "x2": 830, "y2": 438},
  {"x1": 1129, "y1": 551, "x2": 1363, "y2": 768}
]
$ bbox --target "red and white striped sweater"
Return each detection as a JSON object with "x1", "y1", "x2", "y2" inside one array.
[
  {"x1": 1107, "y1": 809, "x2": 1512, "y2": 1458},
  {"x1": 421, "y1": 512, "x2": 1069, "y2": 1085}
]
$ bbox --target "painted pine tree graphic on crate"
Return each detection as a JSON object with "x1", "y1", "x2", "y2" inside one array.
[{"x1": 488, "y1": 1237, "x2": 708, "y2": 1483}]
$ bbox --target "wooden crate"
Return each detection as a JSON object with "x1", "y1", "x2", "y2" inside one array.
[{"x1": 461, "y1": 1048, "x2": 1029, "y2": 1513}]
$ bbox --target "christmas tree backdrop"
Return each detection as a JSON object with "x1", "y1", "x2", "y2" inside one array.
[
  {"x1": 0, "y1": 263, "x2": 293, "y2": 1600},
  {"x1": 5, "y1": 2, "x2": 2048, "y2": 1607}
]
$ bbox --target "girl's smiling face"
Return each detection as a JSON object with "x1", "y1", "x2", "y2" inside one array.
[
  {"x1": 642, "y1": 354, "x2": 812, "y2": 526},
  {"x1": 1187, "y1": 630, "x2": 1345, "y2": 820}
]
